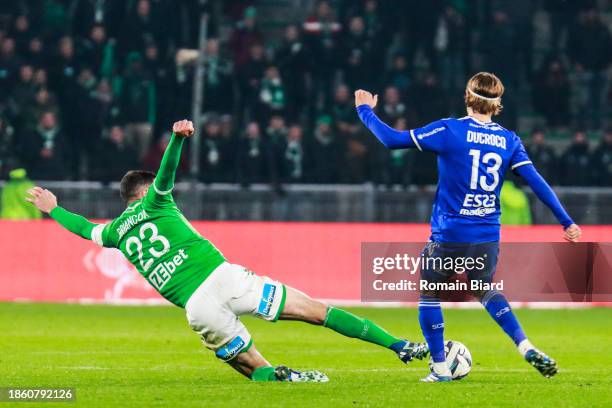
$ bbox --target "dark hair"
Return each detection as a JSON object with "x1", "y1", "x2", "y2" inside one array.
[{"x1": 120, "y1": 170, "x2": 155, "y2": 203}]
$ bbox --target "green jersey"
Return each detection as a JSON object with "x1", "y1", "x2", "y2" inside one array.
[
  {"x1": 93, "y1": 190, "x2": 225, "y2": 307},
  {"x1": 50, "y1": 132, "x2": 225, "y2": 307}
]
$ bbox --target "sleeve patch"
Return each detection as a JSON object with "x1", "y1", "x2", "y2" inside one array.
[
  {"x1": 511, "y1": 160, "x2": 532, "y2": 170},
  {"x1": 91, "y1": 224, "x2": 106, "y2": 247},
  {"x1": 153, "y1": 182, "x2": 173, "y2": 195},
  {"x1": 409, "y1": 129, "x2": 423, "y2": 151}
]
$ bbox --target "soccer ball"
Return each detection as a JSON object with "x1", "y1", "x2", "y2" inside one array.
[{"x1": 428, "y1": 340, "x2": 472, "y2": 380}]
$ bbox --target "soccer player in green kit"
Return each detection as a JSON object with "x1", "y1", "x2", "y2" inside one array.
[{"x1": 27, "y1": 119, "x2": 428, "y2": 383}]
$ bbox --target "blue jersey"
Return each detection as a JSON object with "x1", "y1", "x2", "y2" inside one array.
[{"x1": 409, "y1": 117, "x2": 532, "y2": 243}]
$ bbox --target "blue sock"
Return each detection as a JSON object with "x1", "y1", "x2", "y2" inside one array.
[
  {"x1": 481, "y1": 291, "x2": 527, "y2": 345},
  {"x1": 418, "y1": 296, "x2": 445, "y2": 363}
]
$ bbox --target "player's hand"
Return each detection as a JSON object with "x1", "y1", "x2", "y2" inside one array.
[
  {"x1": 26, "y1": 186, "x2": 58, "y2": 214},
  {"x1": 563, "y1": 224, "x2": 581, "y2": 242},
  {"x1": 172, "y1": 119, "x2": 195, "y2": 138},
  {"x1": 354, "y1": 89, "x2": 378, "y2": 108}
]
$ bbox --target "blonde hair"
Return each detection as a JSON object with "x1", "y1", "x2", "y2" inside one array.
[{"x1": 464, "y1": 72, "x2": 504, "y2": 116}]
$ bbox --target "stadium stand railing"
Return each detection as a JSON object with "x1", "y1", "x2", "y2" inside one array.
[{"x1": 2, "y1": 182, "x2": 611, "y2": 225}]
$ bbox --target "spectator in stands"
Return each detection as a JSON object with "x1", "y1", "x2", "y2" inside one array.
[
  {"x1": 275, "y1": 24, "x2": 310, "y2": 120},
  {"x1": 331, "y1": 84, "x2": 360, "y2": 139},
  {"x1": 200, "y1": 115, "x2": 234, "y2": 183},
  {"x1": 119, "y1": 52, "x2": 156, "y2": 160},
  {"x1": 567, "y1": 8, "x2": 612, "y2": 130},
  {"x1": 72, "y1": 0, "x2": 124, "y2": 39},
  {"x1": 12, "y1": 64, "x2": 37, "y2": 110},
  {"x1": 142, "y1": 131, "x2": 188, "y2": 176},
  {"x1": 436, "y1": 4, "x2": 468, "y2": 94},
  {"x1": 283, "y1": 124, "x2": 308, "y2": 183},
  {"x1": 40, "y1": 0, "x2": 69, "y2": 40},
  {"x1": 303, "y1": 0, "x2": 342, "y2": 109},
  {"x1": 380, "y1": 54, "x2": 410, "y2": 96},
  {"x1": 560, "y1": 130, "x2": 592, "y2": 186},
  {"x1": 79, "y1": 24, "x2": 113, "y2": 77},
  {"x1": 257, "y1": 65, "x2": 286, "y2": 122},
  {"x1": 33, "y1": 67, "x2": 48, "y2": 88},
  {"x1": 533, "y1": 55, "x2": 571, "y2": 129},
  {"x1": 11, "y1": 14, "x2": 33, "y2": 52},
  {"x1": 500, "y1": 180, "x2": 532, "y2": 225},
  {"x1": 201, "y1": 38, "x2": 234, "y2": 115},
  {"x1": 119, "y1": 0, "x2": 164, "y2": 57},
  {"x1": 264, "y1": 115, "x2": 288, "y2": 186},
  {"x1": 25, "y1": 37, "x2": 47, "y2": 68},
  {"x1": 19, "y1": 111, "x2": 68, "y2": 180},
  {"x1": 49, "y1": 36, "x2": 77, "y2": 96},
  {"x1": 376, "y1": 117, "x2": 412, "y2": 188},
  {"x1": 379, "y1": 86, "x2": 407, "y2": 124},
  {"x1": 526, "y1": 129, "x2": 558, "y2": 185},
  {"x1": 0, "y1": 37, "x2": 21, "y2": 99},
  {"x1": 0, "y1": 167, "x2": 41, "y2": 220},
  {"x1": 401, "y1": 0, "x2": 443, "y2": 72},
  {"x1": 309, "y1": 115, "x2": 341, "y2": 183},
  {"x1": 238, "y1": 43, "x2": 267, "y2": 119},
  {"x1": 591, "y1": 128, "x2": 612, "y2": 186},
  {"x1": 0, "y1": 115, "x2": 15, "y2": 178},
  {"x1": 236, "y1": 121, "x2": 270, "y2": 186},
  {"x1": 90, "y1": 78, "x2": 119, "y2": 129},
  {"x1": 229, "y1": 6, "x2": 263, "y2": 69},
  {"x1": 94, "y1": 125, "x2": 138, "y2": 183},
  {"x1": 340, "y1": 16, "x2": 373, "y2": 90},
  {"x1": 412, "y1": 72, "x2": 447, "y2": 124},
  {"x1": 20, "y1": 87, "x2": 59, "y2": 134}
]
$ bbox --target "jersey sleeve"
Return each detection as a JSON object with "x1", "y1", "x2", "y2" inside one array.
[
  {"x1": 509, "y1": 136, "x2": 533, "y2": 172},
  {"x1": 409, "y1": 120, "x2": 449, "y2": 153},
  {"x1": 91, "y1": 222, "x2": 114, "y2": 248},
  {"x1": 143, "y1": 132, "x2": 185, "y2": 208}
]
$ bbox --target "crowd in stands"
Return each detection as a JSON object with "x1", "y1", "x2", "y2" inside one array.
[{"x1": 0, "y1": 0, "x2": 610, "y2": 186}]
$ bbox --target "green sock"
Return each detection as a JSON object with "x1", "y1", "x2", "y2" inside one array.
[
  {"x1": 251, "y1": 366, "x2": 277, "y2": 382},
  {"x1": 323, "y1": 307, "x2": 403, "y2": 349}
]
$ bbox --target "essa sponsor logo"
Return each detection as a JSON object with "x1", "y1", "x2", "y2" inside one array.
[
  {"x1": 432, "y1": 323, "x2": 445, "y2": 330},
  {"x1": 257, "y1": 283, "x2": 277, "y2": 317}
]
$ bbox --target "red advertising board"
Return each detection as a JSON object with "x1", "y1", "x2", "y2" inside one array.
[{"x1": 1, "y1": 221, "x2": 610, "y2": 304}]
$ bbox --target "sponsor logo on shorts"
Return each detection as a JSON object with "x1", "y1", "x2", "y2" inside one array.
[
  {"x1": 215, "y1": 336, "x2": 246, "y2": 361},
  {"x1": 257, "y1": 283, "x2": 276, "y2": 317}
]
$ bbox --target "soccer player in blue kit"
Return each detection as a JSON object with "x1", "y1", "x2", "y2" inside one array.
[{"x1": 355, "y1": 72, "x2": 582, "y2": 382}]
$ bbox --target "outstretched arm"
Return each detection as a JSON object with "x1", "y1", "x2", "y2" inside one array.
[
  {"x1": 515, "y1": 164, "x2": 581, "y2": 242},
  {"x1": 152, "y1": 119, "x2": 194, "y2": 194},
  {"x1": 26, "y1": 187, "x2": 100, "y2": 241},
  {"x1": 354, "y1": 90, "x2": 416, "y2": 150}
]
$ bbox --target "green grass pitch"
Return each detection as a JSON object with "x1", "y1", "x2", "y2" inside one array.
[{"x1": 1, "y1": 304, "x2": 611, "y2": 407}]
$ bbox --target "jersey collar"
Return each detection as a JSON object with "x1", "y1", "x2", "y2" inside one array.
[
  {"x1": 125, "y1": 200, "x2": 142, "y2": 212},
  {"x1": 465, "y1": 115, "x2": 494, "y2": 126}
]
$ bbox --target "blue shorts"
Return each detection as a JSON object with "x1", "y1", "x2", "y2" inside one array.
[{"x1": 420, "y1": 241, "x2": 500, "y2": 298}]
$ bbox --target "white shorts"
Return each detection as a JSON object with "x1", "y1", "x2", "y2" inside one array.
[{"x1": 184, "y1": 262, "x2": 286, "y2": 361}]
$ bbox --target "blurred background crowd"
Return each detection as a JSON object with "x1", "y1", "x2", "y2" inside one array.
[{"x1": 0, "y1": 0, "x2": 611, "y2": 187}]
